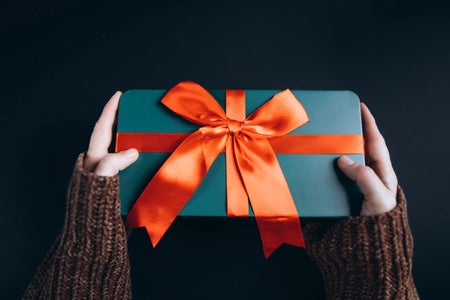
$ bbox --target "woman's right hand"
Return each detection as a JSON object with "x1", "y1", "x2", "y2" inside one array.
[{"x1": 337, "y1": 103, "x2": 398, "y2": 216}]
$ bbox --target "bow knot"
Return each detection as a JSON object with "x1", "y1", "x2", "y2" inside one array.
[{"x1": 227, "y1": 118, "x2": 245, "y2": 134}]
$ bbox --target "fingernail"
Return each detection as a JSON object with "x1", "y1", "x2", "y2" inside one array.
[
  {"x1": 124, "y1": 148, "x2": 138, "y2": 158},
  {"x1": 339, "y1": 155, "x2": 354, "y2": 166}
]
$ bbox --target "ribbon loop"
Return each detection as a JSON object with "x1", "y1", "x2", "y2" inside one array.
[
  {"x1": 244, "y1": 89, "x2": 309, "y2": 137},
  {"x1": 162, "y1": 81, "x2": 226, "y2": 127}
]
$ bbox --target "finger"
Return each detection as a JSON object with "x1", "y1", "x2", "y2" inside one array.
[
  {"x1": 337, "y1": 155, "x2": 396, "y2": 215},
  {"x1": 85, "y1": 91, "x2": 122, "y2": 170},
  {"x1": 95, "y1": 148, "x2": 139, "y2": 177},
  {"x1": 88, "y1": 91, "x2": 122, "y2": 156},
  {"x1": 361, "y1": 103, "x2": 388, "y2": 161},
  {"x1": 360, "y1": 103, "x2": 397, "y2": 191},
  {"x1": 338, "y1": 155, "x2": 386, "y2": 198}
]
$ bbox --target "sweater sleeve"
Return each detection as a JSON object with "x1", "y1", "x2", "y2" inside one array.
[
  {"x1": 302, "y1": 186, "x2": 419, "y2": 299},
  {"x1": 22, "y1": 153, "x2": 132, "y2": 300}
]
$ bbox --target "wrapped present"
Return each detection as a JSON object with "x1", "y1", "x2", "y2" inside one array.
[{"x1": 116, "y1": 81, "x2": 364, "y2": 257}]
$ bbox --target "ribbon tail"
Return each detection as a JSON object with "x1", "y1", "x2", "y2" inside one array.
[
  {"x1": 234, "y1": 137, "x2": 305, "y2": 258},
  {"x1": 126, "y1": 130, "x2": 226, "y2": 247},
  {"x1": 258, "y1": 217, "x2": 305, "y2": 259}
]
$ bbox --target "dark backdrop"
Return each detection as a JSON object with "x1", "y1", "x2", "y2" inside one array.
[{"x1": 2, "y1": 0, "x2": 449, "y2": 299}]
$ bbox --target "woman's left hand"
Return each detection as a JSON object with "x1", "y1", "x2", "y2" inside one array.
[{"x1": 84, "y1": 91, "x2": 139, "y2": 176}]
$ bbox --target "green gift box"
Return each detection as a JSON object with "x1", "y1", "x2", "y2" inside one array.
[{"x1": 116, "y1": 83, "x2": 365, "y2": 219}]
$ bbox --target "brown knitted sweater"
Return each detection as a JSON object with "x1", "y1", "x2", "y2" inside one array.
[
  {"x1": 303, "y1": 187, "x2": 418, "y2": 299},
  {"x1": 23, "y1": 153, "x2": 418, "y2": 299},
  {"x1": 22, "y1": 154, "x2": 132, "y2": 299}
]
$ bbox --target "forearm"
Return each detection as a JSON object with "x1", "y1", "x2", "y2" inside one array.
[
  {"x1": 23, "y1": 153, "x2": 132, "y2": 300},
  {"x1": 303, "y1": 186, "x2": 419, "y2": 299}
]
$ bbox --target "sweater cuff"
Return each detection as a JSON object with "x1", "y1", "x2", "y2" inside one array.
[
  {"x1": 303, "y1": 186, "x2": 418, "y2": 299},
  {"x1": 61, "y1": 153, "x2": 124, "y2": 243}
]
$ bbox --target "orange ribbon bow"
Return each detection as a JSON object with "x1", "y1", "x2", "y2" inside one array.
[{"x1": 125, "y1": 81, "x2": 309, "y2": 258}]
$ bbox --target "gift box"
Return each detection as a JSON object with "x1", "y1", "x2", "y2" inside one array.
[{"x1": 116, "y1": 81, "x2": 365, "y2": 257}]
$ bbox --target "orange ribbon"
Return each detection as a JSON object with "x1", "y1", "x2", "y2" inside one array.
[
  {"x1": 117, "y1": 133, "x2": 364, "y2": 154},
  {"x1": 124, "y1": 81, "x2": 314, "y2": 258}
]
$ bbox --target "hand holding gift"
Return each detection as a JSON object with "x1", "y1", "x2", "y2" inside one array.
[
  {"x1": 337, "y1": 103, "x2": 397, "y2": 216},
  {"x1": 84, "y1": 91, "x2": 139, "y2": 176}
]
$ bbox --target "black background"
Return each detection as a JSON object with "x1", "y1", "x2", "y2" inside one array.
[{"x1": 2, "y1": 0, "x2": 450, "y2": 299}]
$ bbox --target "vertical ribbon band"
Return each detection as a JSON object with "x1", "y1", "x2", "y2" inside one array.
[
  {"x1": 225, "y1": 90, "x2": 248, "y2": 217},
  {"x1": 125, "y1": 81, "x2": 310, "y2": 258}
]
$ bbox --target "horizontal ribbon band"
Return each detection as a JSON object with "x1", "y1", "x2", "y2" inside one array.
[{"x1": 116, "y1": 132, "x2": 364, "y2": 154}]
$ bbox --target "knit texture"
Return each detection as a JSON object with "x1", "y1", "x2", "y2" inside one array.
[
  {"x1": 22, "y1": 153, "x2": 132, "y2": 300},
  {"x1": 23, "y1": 153, "x2": 418, "y2": 299},
  {"x1": 303, "y1": 186, "x2": 419, "y2": 299}
]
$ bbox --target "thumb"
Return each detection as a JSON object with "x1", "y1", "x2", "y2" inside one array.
[
  {"x1": 337, "y1": 155, "x2": 395, "y2": 215},
  {"x1": 95, "y1": 148, "x2": 139, "y2": 176}
]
